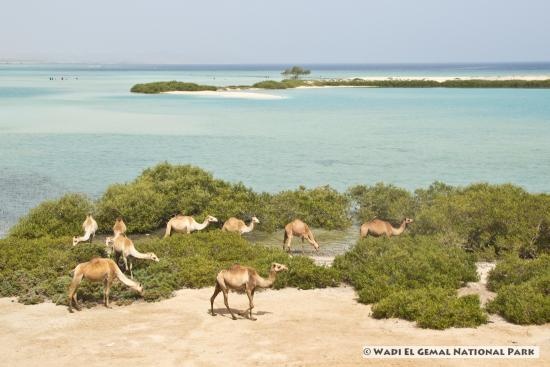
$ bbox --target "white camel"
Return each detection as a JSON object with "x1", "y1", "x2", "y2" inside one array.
[
  {"x1": 72, "y1": 214, "x2": 98, "y2": 246},
  {"x1": 164, "y1": 214, "x2": 218, "y2": 237}
]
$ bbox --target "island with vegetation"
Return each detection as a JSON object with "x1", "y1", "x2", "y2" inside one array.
[
  {"x1": 1, "y1": 163, "x2": 549, "y2": 329},
  {"x1": 130, "y1": 66, "x2": 550, "y2": 93}
]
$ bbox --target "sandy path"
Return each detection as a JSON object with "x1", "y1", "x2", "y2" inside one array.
[{"x1": 1, "y1": 284, "x2": 548, "y2": 367}]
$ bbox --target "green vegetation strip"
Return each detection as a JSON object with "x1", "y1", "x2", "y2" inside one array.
[
  {"x1": 486, "y1": 255, "x2": 550, "y2": 324},
  {"x1": 333, "y1": 236, "x2": 487, "y2": 329},
  {"x1": 130, "y1": 78, "x2": 550, "y2": 93},
  {"x1": 0, "y1": 232, "x2": 340, "y2": 306}
]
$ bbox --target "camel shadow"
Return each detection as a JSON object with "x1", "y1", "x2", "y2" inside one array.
[{"x1": 209, "y1": 307, "x2": 272, "y2": 320}]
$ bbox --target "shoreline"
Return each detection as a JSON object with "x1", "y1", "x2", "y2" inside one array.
[{"x1": 163, "y1": 90, "x2": 286, "y2": 100}]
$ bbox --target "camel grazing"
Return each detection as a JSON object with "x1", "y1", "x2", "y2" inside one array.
[
  {"x1": 112, "y1": 217, "x2": 127, "y2": 237},
  {"x1": 72, "y1": 214, "x2": 98, "y2": 246},
  {"x1": 67, "y1": 257, "x2": 143, "y2": 312},
  {"x1": 105, "y1": 234, "x2": 159, "y2": 278},
  {"x1": 283, "y1": 219, "x2": 320, "y2": 252},
  {"x1": 210, "y1": 263, "x2": 288, "y2": 320},
  {"x1": 164, "y1": 214, "x2": 218, "y2": 237},
  {"x1": 360, "y1": 218, "x2": 414, "y2": 238},
  {"x1": 222, "y1": 216, "x2": 260, "y2": 235}
]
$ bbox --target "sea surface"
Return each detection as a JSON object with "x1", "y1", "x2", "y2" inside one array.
[{"x1": 1, "y1": 63, "x2": 550, "y2": 237}]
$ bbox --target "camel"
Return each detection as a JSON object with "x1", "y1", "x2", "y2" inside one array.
[
  {"x1": 222, "y1": 216, "x2": 260, "y2": 235},
  {"x1": 72, "y1": 214, "x2": 98, "y2": 246},
  {"x1": 164, "y1": 214, "x2": 218, "y2": 237},
  {"x1": 112, "y1": 217, "x2": 127, "y2": 237},
  {"x1": 105, "y1": 234, "x2": 159, "y2": 278},
  {"x1": 283, "y1": 219, "x2": 320, "y2": 252},
  {"x1": 360, "y1": 218, "x2": 414, "y2": 238},
  {"x1": 67, "y1": 257, "x2": 143, "y2": 312},
  {"x1": 210, "y1": 262, "x2": 288, "y2": 320}
]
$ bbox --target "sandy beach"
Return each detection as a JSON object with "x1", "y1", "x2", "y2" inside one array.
[
  {"x1": 1, "y1": 261, "x2": 548, "y2": 367},
  {"x1": 349, "y1": 75, "x2": 550, "y2": 82},
  {"x1": 163, "y1": 90, "x2": 286, "y2": 100}
]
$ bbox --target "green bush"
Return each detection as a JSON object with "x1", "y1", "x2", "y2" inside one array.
[
  {"x1": 94, "y1": 163, "x2": 349, "y2": 233},
  {"x1": 130, "y1": 81, "x2": 218, "y2": 94},
  {"x1": 348, "y1": 183, "x2": 415, "y2": 223},
  {"x1": 334, "y1": 236, "x2": 478, "y2": 304},
  {"x1": 0, "y1": 232, "x2": 340, "y2": 307},
  {"x1": 486, "y1": 255, "x2": 550, "y2": 324},
  {"x1": 333, "y1": 236, "x2": 483, "y2": 329},
  {"x1": 9, "y1": 194, "x2": 95, "y2": 239},
  {"x1": 372, "y1": 288, "x2": 487, "y2": 329}
]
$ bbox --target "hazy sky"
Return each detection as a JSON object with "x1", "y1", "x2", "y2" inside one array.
[{"x1": 1, "y1": 0, "x2": 549, "y2": 64}]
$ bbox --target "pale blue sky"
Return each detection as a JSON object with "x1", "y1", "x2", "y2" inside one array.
[{"x1": 1, "y1": 0, "x2": 549, "y2": 64}]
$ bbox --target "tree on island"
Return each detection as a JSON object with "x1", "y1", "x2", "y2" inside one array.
[{"x1": 281, "y1": 66, "x2": 311, "y2": 79}]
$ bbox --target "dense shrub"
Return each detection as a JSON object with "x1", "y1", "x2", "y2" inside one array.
[
  {"x1": 486, "y1": 255, "x2": 550, "y2": 324},
  {"x1": 334, "y1": 236, "x2": 477, "y2": 304},
  {"x1": 130, "y1": 81, "x2": 218, "y2": 94},
  {"x1": 372, "y1": 288, "x2": 487, "y2": 329},
  {"x1": 0, "y1": 232, "x2": 340, "y2": 307},
  {"x1": 333, "y1": 236, "x2": 484, "y2": 328},
  {"x1": 95, "y1": 163, "x2": 349, "y2": 233},
  {"x1": 9, "y1": 194, "x2": 95, "y2": 239},
  {"x1": 348, "y1": 183, "x2": 415, "y2": 223}
]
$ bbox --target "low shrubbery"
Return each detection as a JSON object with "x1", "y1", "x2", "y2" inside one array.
[
  {"x1": 131, "y1": 78, "x2": 550, "y2": 94},
  {"x1": 0, "y1": 232, "x2": 340, "y2": 306},
  {"x1": 372, "y1": 288, "x2": 487, "y2": 329},
  {"x1": 349, "y1": 182, "x2": 550, "y2": 260},
  {"x1": 10, "y1": 163, "x2": 350, "y2": 237},
  {"x1": 8, "y1": 194, "x2": 95, "y2": 239},
  {"x1": 334, "y1": 236, "x2": 485, "y2": 328},
  {"x1": 486, "y1": 255, "x2": 550, "y2": 324},
  {"x1": 130, "y1": 81, "x2": 218, "y2": 94}
]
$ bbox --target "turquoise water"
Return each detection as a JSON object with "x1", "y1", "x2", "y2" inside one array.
[{"x1": 1, "y1": 63, "x2": 550, "y2": 236}]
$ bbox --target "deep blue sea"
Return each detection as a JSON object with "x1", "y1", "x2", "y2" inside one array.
[{"x1": 1, "y1": 63, "x2": 550, "y2": 236}]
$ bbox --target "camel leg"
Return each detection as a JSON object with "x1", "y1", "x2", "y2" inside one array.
[
  {"x1": 122, "y1": 256, "x2": 129, "y2": 275},
  {"x1": 129, "y1": 259, "x2": 133, "y2": 279},
  {"x1": 245, "y1": 286, "x2": 256, "y2": 321},
  {"x1": 222, "y1": 290, "x2": 237, "y2": 320},
  {"x1": 164, "y1": 223, "x2": 171, "y2": 238},
  {"x1": 210, "y1": 283, "x2": 221, "y2": 316},
  {"x1": 284, "y1": 233, "x2": 293, "y2": 252},
  {"x1": 306, "y1": 236, "x2": 319, "y2": 252},
  {"x1": 68, "y1": 273, "x2": 83, "y2": 313},
  {"x1": 103, "y1": 277, "x2": 112, "y2": 308}
]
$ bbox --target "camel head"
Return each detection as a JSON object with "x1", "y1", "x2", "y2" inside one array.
[
  {"x1": 72, "y1": 236, "x2": 79, "y2": 246},
  {"x1": 251, "y1": 216, "x2": 260, "y2": 224},
  {"x1": 134, "y1": 282, "x2": 144, "y2": 296},
  {"x1": 270, "y1": 263, "x2": 288, "y2": 273},
  {"x1": 404, "y1": 218, "x2": 414, "y2": 225},
  {"x1": 206, "y1": 215, "x2": 218, "y2": 223},
  {"x1": 148, "y1": 253, "x2": 160, "y2": 262}
]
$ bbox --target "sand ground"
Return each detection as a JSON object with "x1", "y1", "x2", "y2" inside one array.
[{"x1": 1, "y1": 279, "x2": 548, "y2": 366}]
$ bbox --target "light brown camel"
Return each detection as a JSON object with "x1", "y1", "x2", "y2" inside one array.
[
  {"x1": 210, "y1": 263, "x2": 288, "y2": 320},
  {"x1": 164, "y1": 214, "x2": 218, "y2": 237},
  {"x1": 72, "y1": 214, "x2": 98, "y2": 246},
  {"x1": 112, "y1": 217, "x2": 127, "y2": 237},
  {"x1": 105, "y1": 234, "x2": 159, "y2": 278},
  {"x1": 359, "y1": 218, "x2": 414, "y2": 238},
  {"x1": 222, "y1": 216, "x2": 260, "y2": 235},
  {"x1": 67, "y1": 257, "x2": 143, "y2": 312},
  {"x1": 283, "y1": 219, "x2": 320, "y2": 252}
]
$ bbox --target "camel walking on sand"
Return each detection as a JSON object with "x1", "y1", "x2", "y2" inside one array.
[
  {"x1": 105, "y1": 234, "x2": 159, "y2": 278},
  {"x1": 360, "y1": 218, "x2": 414, "y2": 238},
  {"x1": 210, "y1": 263, "x2": 288, "y2": 320},
  {"x1": 67, "y1": 258, "x2": 143, "y2": 312},
  {"x1": 164, "y1": 214, "x2": 218, "y2": 237},
  {"x1": 222, "y1": 216, "x2": 260, "y2": 235},
  {"x1": 72, "y1": 214, "x2": 98, "y2": 246},
  {"x1": 283, "y1": 219, "x2": 320, "y2": 252},
  {"x1": 112, "y1": 217, "x2": 127, "y2": 237}
]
